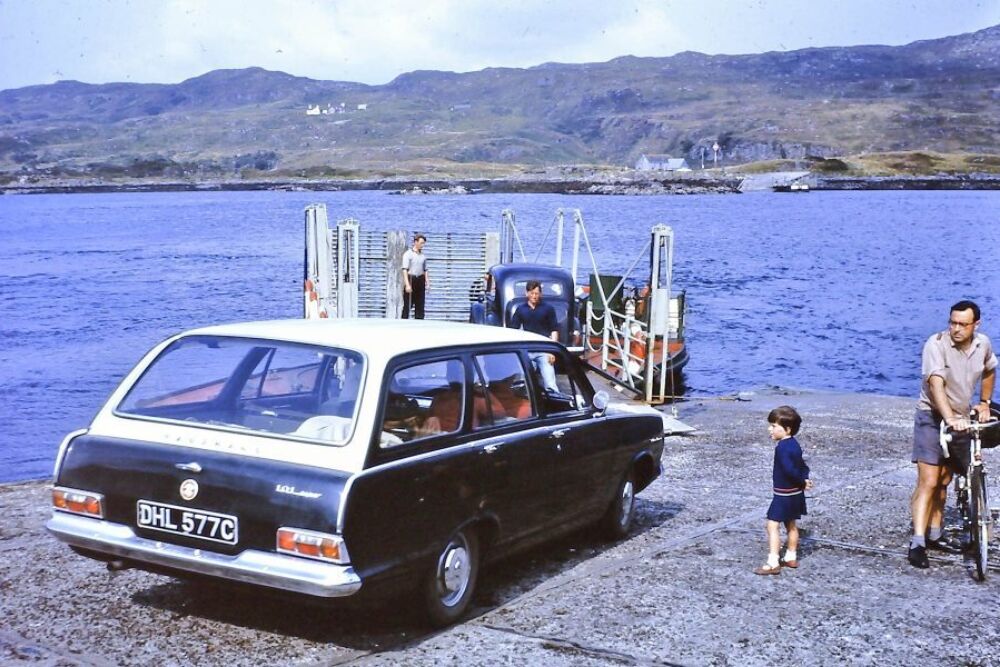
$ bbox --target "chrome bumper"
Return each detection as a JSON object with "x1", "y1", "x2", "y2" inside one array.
[{"x1": 46, "y1": 512, "x2": 362, "y2": 598}]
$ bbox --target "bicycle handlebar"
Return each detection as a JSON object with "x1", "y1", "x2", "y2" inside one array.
[{"x1": 939, "y1": 418, "x2": 1000, "y2": 458}]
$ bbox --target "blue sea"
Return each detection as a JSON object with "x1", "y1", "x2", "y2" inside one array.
[{"x1": 1, "y1": 189, "x2": 998, "y2": 481}]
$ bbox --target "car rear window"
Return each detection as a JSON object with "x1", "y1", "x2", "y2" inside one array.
[{"x1": 116, "y1": 336, "x2": 364, "y2": 445}]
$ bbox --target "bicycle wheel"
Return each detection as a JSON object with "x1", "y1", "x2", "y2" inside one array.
[{"x1": 970, "y1": 469, "x2": 990, "y2": 581}]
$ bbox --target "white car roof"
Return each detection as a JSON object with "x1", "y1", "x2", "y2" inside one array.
[{"x1": 184, "y1": 318, "x2": 553, "y2": 363}]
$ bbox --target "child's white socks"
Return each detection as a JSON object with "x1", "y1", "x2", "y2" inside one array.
[
  {"x1": 783, "y1": 549, "x2": 797, "y2": 562},
  {"x1": 766, "y1": 553, "x2": 779, "y2": 568}
]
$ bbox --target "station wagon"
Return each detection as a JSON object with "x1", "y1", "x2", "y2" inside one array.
[{"x1": 47, "y1": 319, "x2": 664, "y2": 626}]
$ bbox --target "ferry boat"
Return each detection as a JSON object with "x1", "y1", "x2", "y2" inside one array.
[{"x1": 303, "y1": 205, "x2": 688, "y2": 404}]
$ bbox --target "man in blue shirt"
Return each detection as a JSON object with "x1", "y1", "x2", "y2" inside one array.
[{"x1": 509, "y1": 280, "x2": 559, "y2": 393}]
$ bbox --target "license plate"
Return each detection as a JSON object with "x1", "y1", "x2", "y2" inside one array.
[{"x1": 136, "y1": 500, "x2": 238, "y2": 545}]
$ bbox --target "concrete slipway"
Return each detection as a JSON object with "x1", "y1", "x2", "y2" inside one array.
[{"x1": 2, "y1": 388, "x2": 998, "y2": 666}]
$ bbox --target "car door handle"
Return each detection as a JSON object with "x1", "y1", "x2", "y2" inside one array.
[
  {"x1": 174, "y1": 462, "x2": 202, "y2": 473},
  {"x1": 483, "y1": 443, "x2": 505, "y2": 454},
  {"x1": 551, "y1": 428, "x2": 570, "y2": 439}
]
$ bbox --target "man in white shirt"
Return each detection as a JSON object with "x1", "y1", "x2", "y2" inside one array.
[{"x1": 401, "y1": 234, "x2": 429, "y2": 319}]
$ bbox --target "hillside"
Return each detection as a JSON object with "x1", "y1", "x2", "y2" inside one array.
[{"x1": 1, "y1": 24, "x2": 998, "y2": 181}]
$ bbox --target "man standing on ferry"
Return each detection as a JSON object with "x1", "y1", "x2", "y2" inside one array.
[{"x1": 401, "y1": 234, "x2": 429, "y2": 319}]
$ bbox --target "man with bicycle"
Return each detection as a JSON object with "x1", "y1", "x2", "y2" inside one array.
[{"x1": 909, "y1": 300, "x2": 996, "y2": 568}]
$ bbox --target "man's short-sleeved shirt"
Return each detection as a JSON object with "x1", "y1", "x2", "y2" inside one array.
[
  {"x1": 917, "y1": 330, "x2": 997, "y2": 413},
  {"x1": 401, "y1": 249, "x2": 427, "y2": 277},
  {"x1": 510, "y1": 301, "x2": 558, "y2": 339}
]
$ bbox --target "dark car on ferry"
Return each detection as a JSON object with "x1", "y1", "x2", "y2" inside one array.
[
  {"x1": 47, "y1": 319, "x2": 664, "y2": 626},
  {"x1": 469, "y1": 263, "x2": 583, "y2": 350}
]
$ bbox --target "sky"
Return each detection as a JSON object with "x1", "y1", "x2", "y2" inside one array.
[{"x1": 1, "y1": 0, "x2": 998, "y2": 91}]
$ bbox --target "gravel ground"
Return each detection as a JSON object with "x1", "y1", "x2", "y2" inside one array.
[{"x1": 2, "y1": 386, "x2": 999, "y2": 666}]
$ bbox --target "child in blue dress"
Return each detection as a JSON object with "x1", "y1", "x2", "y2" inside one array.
[{"x1": 755, "y1": 405, "x2": 814, "y2": 575}]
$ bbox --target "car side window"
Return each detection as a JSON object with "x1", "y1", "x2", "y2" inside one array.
[
  {"x1": 473, "y1": 352, "x2": 535, "y2": 425},
  {"x1": 379, "y1": 358, "x2": 464, "y2": 448},
  {"x1": 527, "y1": 349, "x2": 589, "y2": 416}
]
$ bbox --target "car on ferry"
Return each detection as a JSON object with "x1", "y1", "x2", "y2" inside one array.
[
  {"x1": 469, "y1": 263, "x2": 583, "y2": 349},
  {"x1": 47, "y1": 319, "x2": 664, "y2": 626}
]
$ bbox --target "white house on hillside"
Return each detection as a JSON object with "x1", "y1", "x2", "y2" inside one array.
[{"x1": 635, "y1": 154, "x2": 691, "y2": 172}]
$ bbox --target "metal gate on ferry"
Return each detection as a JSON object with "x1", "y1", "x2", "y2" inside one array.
[{"x1": 304, "y1": 204, "x2": 499, "y2": 321}]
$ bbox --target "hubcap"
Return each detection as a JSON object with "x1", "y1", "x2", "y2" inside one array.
[
  {"x1": 438, "y1": 536, "x2": 470, "y2": 606},
  {"x1": 618, "y1": 479, "x2": 635, "y2": 526}
]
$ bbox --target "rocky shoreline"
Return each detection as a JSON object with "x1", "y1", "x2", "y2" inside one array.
[
  {"x1": 0, "y1": 174, "x2": 1000, "y2": 195},
  {"x1": 0, "y1": 174, "x2": 744, "y2": 196},
  {"x1": 3, "y1": 172, "x2": 999, "y2": 196},
  {"x1": 3, "y1": 386, "x2": 998, "y2": 666},
  {"x1": 815, "y1": 174, "x2": 1000, "y2": 190}
]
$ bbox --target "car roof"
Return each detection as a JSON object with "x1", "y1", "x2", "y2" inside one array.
[
  {"x1": 492, "y1": 263, "x2": 573, "y2": 282},
  {"x1": 182, "y1": 318, "x2": 555, "y2": 361}
]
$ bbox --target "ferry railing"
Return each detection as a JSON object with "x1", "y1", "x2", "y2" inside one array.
[
  {"x1": 499, "y1": 209, "x2": 527, "y2": 264},
  {"x1": 509, "y1": 209, "x2": 679, "y2": 403}
]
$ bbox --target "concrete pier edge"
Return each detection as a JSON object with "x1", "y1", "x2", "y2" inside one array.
[{"x1": 3, "y1": 386, "x2": 998, "y2": 666}]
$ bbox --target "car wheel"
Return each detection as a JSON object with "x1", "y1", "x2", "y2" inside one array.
[
  {"x1": 423, "y1": 527, "x2": 479, "y2": 627},
  {"x1": 600, "y1": 469, "x2": 635, "y2": 540}
]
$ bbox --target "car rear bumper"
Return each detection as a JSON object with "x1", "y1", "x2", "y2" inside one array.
[{"x1": 46, "y1": 512, "x2": 362, "y2": 598}]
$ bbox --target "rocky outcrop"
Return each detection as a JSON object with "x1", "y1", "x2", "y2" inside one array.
[{"x1": 705, "y1": 140, "x2": 839, "y2": 164}]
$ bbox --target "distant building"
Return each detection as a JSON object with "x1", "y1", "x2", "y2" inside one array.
[
  {"x1": 635, "y1": 154, "x2": 691, "y2": 172},
  {"x1": 357, "y1": 103, "x2": 368, "y2": 111},
  {"x1": 307, "y1": 103, "x2": 351, "y2": 115}
]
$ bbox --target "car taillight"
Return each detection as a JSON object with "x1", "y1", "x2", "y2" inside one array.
[
  {"x1": 276, "y1": 527, "x2": 349, "y2": 564},
  {"x1": 52, "y1": 487, "x2": 105, "y2": 519}
]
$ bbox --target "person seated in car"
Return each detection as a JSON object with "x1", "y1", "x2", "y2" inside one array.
[{"x1": 508, "y1": 280, "x2": 559, "y2": 393}]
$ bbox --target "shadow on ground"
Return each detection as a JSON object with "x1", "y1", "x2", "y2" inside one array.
[{"x1": 128, "y1": 498, "x2": 685, "y2": 650}]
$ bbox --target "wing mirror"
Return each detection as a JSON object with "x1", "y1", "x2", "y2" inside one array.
[{"x1": 593, "y1": 390, "x2": 609, "y2": 416}]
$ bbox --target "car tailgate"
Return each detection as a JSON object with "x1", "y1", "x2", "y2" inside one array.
[{"x1": 55, "y1": 435, "x2": 348, "y2": 555}]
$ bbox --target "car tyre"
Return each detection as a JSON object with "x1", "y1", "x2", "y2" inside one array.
[
  {"x1": 423, "y1": 527, "x2": 479, "y2": 628},
  {"x1": 600, "y1": 469, "x2": 636, "y2": 540}
]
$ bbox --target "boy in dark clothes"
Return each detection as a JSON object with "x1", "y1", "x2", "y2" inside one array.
[{"x1": 755, "y1": 405, "x2": 814, "y2": 575}]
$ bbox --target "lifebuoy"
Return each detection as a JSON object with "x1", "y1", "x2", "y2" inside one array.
[
  {"x1": 625, "y1": 322, "x2": 646, "y2": 378},
  {"x1": 304, "y1": 279, "x2": 329, "y2": 319}
]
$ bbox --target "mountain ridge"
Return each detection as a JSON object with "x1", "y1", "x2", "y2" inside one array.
[{"x1": 1, "y1": 24, "x2": 998, "y2": 179}]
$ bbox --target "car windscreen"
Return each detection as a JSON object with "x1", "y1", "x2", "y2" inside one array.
[
  {"x1": 116, "y1": 336, "x2": 364, "y2": 445},
  {"x1": 509, "y1": 279, "x2": 566, "y2": 299}
]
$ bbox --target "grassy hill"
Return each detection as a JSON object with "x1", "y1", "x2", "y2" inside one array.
[{"x1": 1, "y1": 24, "x2": 998, "y2": 181}]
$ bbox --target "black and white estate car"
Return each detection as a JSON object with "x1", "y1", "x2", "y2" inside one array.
[{"x1": 47, "y1": 319, "x2": 664, "y2": 626}]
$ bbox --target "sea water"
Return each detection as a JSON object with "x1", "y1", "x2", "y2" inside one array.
[{"x1": 1, "y1": 189, "x2": 998, "y2": 481}]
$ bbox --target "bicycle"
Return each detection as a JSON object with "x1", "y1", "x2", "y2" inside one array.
[{"x1": 939, "y1": 415, "x2": 1000, "y2": 581}]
